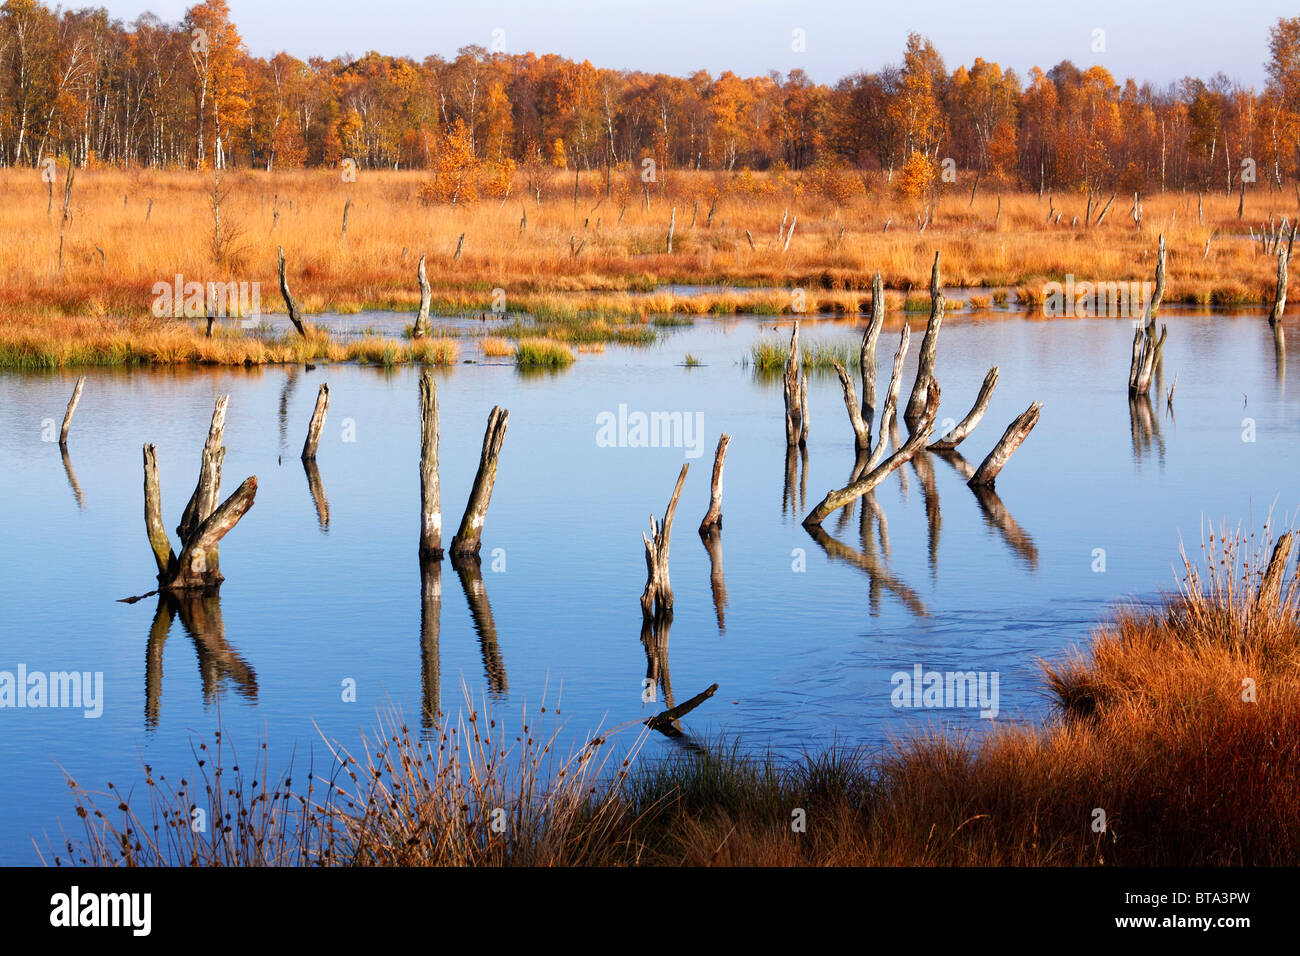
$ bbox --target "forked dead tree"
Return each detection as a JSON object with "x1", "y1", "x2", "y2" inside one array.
[
  {"x1": 803, "y1": 380, "x2": 940, "y2": 528},
  {"x1": 449, "y1": 406, "x2": 509, "y2": 560},
  {"x1": 143, "y1": 396, "x2": 258, "y2": 591},
  {"x1": 641, "y1": 463, "x2": 689, "y2": 621}
]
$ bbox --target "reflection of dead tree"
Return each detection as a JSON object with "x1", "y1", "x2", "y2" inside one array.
[
  {"x1": 640, "y1": 614, "x2": 674, "y2": 713},
  {"x1": 277, "y1": 366, "x2": 299, "y2": 452},
  {"x1": 782, "y1": 445, "x2": 809, "y2": 516},
  {"x1": 645, "y1": 680, "x2": 718, "y2": 739},
  {"x1": 911, "y1": 449, "x2": 941, "y2": 572},
  {"x1": 933, "y1": 449, "x2": 1039, "y2": 568},
  {"x1": 302, "y1": 459, "x2": 330, "y2": 532},
  {"x1": 144, "y1": 591, "x2": 258, "y2": 729},
  {"x1": 700, "y1": 528, "x2": 728, "y2": 633},
  {"x1": 804, "y1": 524, "x2": 928, "y2": 617},
  {"x1": 61, "y1": 444, "x2": 85, "y2": 510},
  {"x1": 1128, "y1": 394, "x2": 1166, "y2": 466},
  {"x1": 419, "y1": 559, "x2": 442, "y2": 730},
  {"x1": 452, "y1": 556, "x2": 507, "y2": 695}
]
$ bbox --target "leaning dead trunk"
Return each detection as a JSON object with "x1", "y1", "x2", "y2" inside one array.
[
  {"x1": 968, "y1": 403, "x2": 1042, "y2": 488},
  {"x1": 641, "y1": 463, "x2": 689, "y2": 621},
  {"x1": 276, "y1": 246, "x2": 308, "y2": 337},
  {"x1": 833, "y1": 362, "x2": 870, "y2": 450},
  {"x1": 929, "y1": 366, "x2": 999, "y2": 450},
  {"x1": 904, "y1": 251, "x2": 945, "y2": 431},
  {"x1": 59, "y1": 376, "x2": 86, "y2": 446},
  {"x1": 803, "y1": 380, "x2": 940, "y2": 528},
  {"x1": 419, "y1": 371, "x2": 442, "y2": 561},
  {"x1": 143, "y1": 444, "x2": 177, "y2": 579},
  {"x1": 698, "y1": 433, "x2": 731, "y2": 534},
  {"x1": 449, "y1": 406, "x2": 509, "y2": 559},
  {"x1": 301, "y1": 383, "x2": 329, "y2": 460}
]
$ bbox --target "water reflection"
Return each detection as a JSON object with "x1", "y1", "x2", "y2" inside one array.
[
  {"x1": 278, "y1": 365, "x2": 300, "y2": 453},
  {"x1": 1128, "y1": 394, "x2": 1166, "y2": 467},
  {"x1": 782, "y1": 445, "x2": 808, "y2": 516},
  {"x1": 419, "y1": 559, "x2": 441, "y2": 730},
  {"x1": 302, "y1": 459, "x2": 330, "y2": 532},
  {"x1": 60, "y1": 445, "x2": 85, "y2": 511},
  {"x1": 804, "y1": 523, "x2": 928, "y2": 618},
  {"x1": 451, "y1": 555, "x2": 507, "y2": 696},
  {"x1": 640, "y1": 613, "x2": 674, "y2": 714},
  {"x1": 143, "y1": 592, "x2": 258, "y2": 730},
  {"x1": 699, "y1": 528, "x2": 728, "y2": 633}
]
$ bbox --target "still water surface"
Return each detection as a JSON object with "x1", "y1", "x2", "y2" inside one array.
[{"x1": 0, "y1": 311, "x2": 1294, "y2": 861}]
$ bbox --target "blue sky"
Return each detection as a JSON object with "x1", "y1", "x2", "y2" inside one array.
[{"x1": 98, "y1": 0, "x2": 1281, "y2": 88}]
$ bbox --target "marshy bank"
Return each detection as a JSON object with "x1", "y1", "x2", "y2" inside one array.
[{"x1": 52, "y1": 527, "x2": 1300, "y2": 866}]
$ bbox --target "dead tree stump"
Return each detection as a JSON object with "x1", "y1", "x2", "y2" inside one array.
[
  {"x1": 699, "y1": 433, "x2": 731, "y2": 534},
  {"x1": 142, "y1": 397, "x2": 257, "y2": 591},
  {"x1": 413, "y1": 254, "x2": 432, "y2": 339},
  {"x1": 641, "y1": 463, "x2": 689, "y2": 621},
  {"x1": 419, "y1": 371, "x2": 442, "y2": 560},
  {"x1": 276, "y1": 246, "x2": 308, "y2": 337},
  {"x1": 59, "y1": 375, "x2": 86, "y2": 447},
  {"x1": 450, "y1": 406, "x2": 508, "y2": 559},
  {"x1": 783, "y1": 321, "x2": 807, "y2": 446},
  {"x1": 904, "y1": 251, "x2": 944, "y2": 431},
  {"x1": 301, "y1": 383, "x2": 329, "y2": 460},
  {"x1": 1270, "y1": 245, "x2": 1288, "y2": 327},
  {"x1": 833, "y1": 362, "x2": 870, "y2": 450},
  {"x1": 861, "y1": 272, "x2": 885, "y2": 432},
  {"x1": 968, "y1": 403, "x2": 1042, "y2": 488},
  {"x1": 1129, "y1": 234, "x2": 1167, "y2": 396}
]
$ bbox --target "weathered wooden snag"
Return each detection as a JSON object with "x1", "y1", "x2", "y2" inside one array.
[
  {"x1": 641, "y1": 463, "x2": 689, "y2": 621},
  {"x1": 301, "y1": 383, "x2": 329, "y2": 460},
  {"x1": 449, "y1": 406, "x2": 508, "y2": 559},
  {"x1": 419, "y1": 371, "x2": 442, "y2": 560},
  {"x1": 276, "y1": 246, "x2": 308, "y2": 337},
  {"x1": 861, "y1": 272, "x2": 886, "y2": 431},
  {"x1": 832, "y1": 362, "x2": 870, "y2": 451},
  {"x1": 59, "y1": 375, "x2": 85, "y2": 446},
  {"x1": 803, "y1": 380, "x2": 940, "y2": 528},
  {"x1": 1270, "y1": 245, "x2": 1288, "y2": 327},
  {"x1": 698, "y1": 432, "x2": 731, "y2": 534},
  {"x1": 413, "y1": 254, "x2": 432, "y2": 339},
  {"x1": 968, "y1": 403, "x2": 1042, "y2": 489},
  {"x1": 929, "y1": 366, "x2": 999, "y2": 450},
  {"x1": 1129, "y1": 234, "x2": 1167, "y2": 396},
  {"x1": 863, "y1": 323, "x2": 911, "y2": 471},
  {"x1": 783, "y1": 321, "x2": 806, "y2": 447},
  {"x1": 1258, "y1": 531, "x2": 1295, "y2": 610},
  {"x1": 143, "y1": 397, "x2": 258, "y2": 591},
  {"x1": 904, "y1": 251, "x2": 945, "y2": 431}
]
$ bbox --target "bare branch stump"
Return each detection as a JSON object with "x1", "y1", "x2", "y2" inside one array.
[
  {"x1": 783, "y1": 322, "x2": 804, "y2": 446},
  {"x1": 833, "y1": 362, "x2": 870, "y2": 450},
  {"x1": 277, "y1": 246, "x2": 307, "y2": 337},
  {"x1": 861, "y1": 272, "x2": 885, "y2": 431},
  {"x1": 968, "y1": 403, "x2": 1042, "y2": 488},
  {"x1": 413, "y1": 253, "x2": 432, "y2": 338},
  {"x1": 301, "y1": 383, "x2": 329, "y2": 460},
  {"x1": 641, "y1": 463, "x2": 689, "y2": 621},
  {"x1": 419, "y1": 371, "x2": 442, "y2": 560},
  {"x1": 929, "y1": 366, "x2": 999, "y2": 450},
  {"x1": 698, "y1": 433, "x2": 731, "y2": 534},
  {"x1": 59, "y1": 376, "x2": 85, "y2": 446},
  {"x1": 904, "y1": 251, "x2": 945, "y2": 430},
  {"x1": 450, "y1": 406, "x2": 508, "y2": 559}
]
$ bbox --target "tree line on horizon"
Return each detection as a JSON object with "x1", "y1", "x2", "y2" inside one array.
[{"x1": 4, "y1": 0, "x2": 1300, "y2": 199}]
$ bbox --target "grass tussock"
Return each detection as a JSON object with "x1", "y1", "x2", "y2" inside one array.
[
  {"x1": 53, "y1": 525, "x2": 1300, "y2": 866},
  {"x1": 514, "y1": 337, "x2": 575, "y2": 368},
  {"x1": 746, "y1": 334, "x2": 858, "y2": 373}
]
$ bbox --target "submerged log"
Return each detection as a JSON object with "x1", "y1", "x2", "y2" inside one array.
[
  {"x1": 646, "y1": 682, "x2": 717, "y2": 735},
  {"x1": 301, "y1": 383, "x2": 329, "y2": 460},
  {"x1": 904, "y1": 252, "x2": 945, "y2": 430},
  {"x1": 413, "y1": 253, "x2": 432, "y2": 339},
  {"x1": 59, "y1": 375, "x2": 85, "y2": 446},
  {"x1": 803, "y1": 379, "x2": 940, "y2": 528},
  {"x1": 450, "y1": 406, "x2": 508, "y2": 558},
  {"x1": 419, "y1": 371, "x2": 442, "y2": 560},
  {"x1": 641, "y1": 463, "x2": 689, "y2": 621},
  {"x1": 698, "y1": 433, "x2": 731, "y2": 534},
  {"x1": 276, "y1": 246, "x2": 308, "y2": 337},
  {"x1": 968, "y1": 403, "x2": 1042, "y2": 488},
  {"x1": 929, "y1": 366, "x2": 999, "y2": 450}
]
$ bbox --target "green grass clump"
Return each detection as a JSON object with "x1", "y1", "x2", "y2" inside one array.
[{"x1": 515, "y1": 338, "x2": 575, "y2": 368}]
